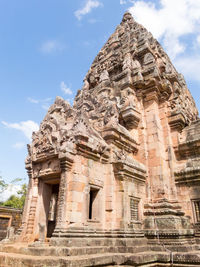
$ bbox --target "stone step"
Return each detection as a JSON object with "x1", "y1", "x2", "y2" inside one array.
[
  {"x1": 1, "y1": 250, "x2": 200, "y2": 266},
  {"x1": 50, "y1": 236, "x2": 147, "y2": 247},
  {"x1": 0, "y1": 251, "x2": 168, "y2": 267},
  {"x1": 0, "y1": 244, "x2": 150, "y2": 257},
  {"x1": 149, "y1": 243, "x2": 200, "y2": 252}
]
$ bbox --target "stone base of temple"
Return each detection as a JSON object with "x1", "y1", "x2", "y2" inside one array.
[
  {"x1": 1, "y1": 238, "x2": 200, "y2": 266},
  {"x1": 1, "y1": 229, "x2": 200, "y2": 267}
]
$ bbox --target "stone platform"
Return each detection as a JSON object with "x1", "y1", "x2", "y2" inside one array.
[{"x1": 1, "y1": 239, "x2": 200, "y2": 267}]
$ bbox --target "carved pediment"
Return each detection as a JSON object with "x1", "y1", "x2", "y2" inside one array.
[{"x1": 30, "y1": 97, "x2": 75, "y2": 161}]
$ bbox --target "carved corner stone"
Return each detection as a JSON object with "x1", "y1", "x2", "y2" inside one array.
[
  {"x1": 120, "y1": 107, "x2": 140, "y2": 129},
  {"x1": 102, "y1": 126, "x2": 138, "y2": 153},
  {"x1": 168, "y1": 112, "x2": 187, "y2": 132},
  {"x1": 113, "y1": 158, "x2": 146, "y2": 182}
]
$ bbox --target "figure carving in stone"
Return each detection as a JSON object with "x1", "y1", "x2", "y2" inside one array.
[
  {"x1": 122, "y1": 89, "x2": 137, "y2": 109},
  {"x1": 131, "y1": 56, "x2": 143, "y2": 82},
  {"x1": 103, "y1": 99, "x2": 119, "y2": 126},
  {"x1": 122, "y1": 53, "x2": 134, "y2": 71},
  {"x1": 99, "y1": 70, "x2": 110, "y2": 83}
]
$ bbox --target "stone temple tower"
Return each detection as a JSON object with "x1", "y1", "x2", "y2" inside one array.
[{"x1": 1, "y1": 12, "x2": 200, "y2": 267}]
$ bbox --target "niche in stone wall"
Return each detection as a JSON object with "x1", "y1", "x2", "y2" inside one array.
[{"x1": 88, "y1": 186, "x2": 100, "y2": 221}]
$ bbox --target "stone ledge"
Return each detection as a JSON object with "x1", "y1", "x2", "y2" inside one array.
[{"x1": 174, "y1": 167, "x2": 200, "y2": 185}]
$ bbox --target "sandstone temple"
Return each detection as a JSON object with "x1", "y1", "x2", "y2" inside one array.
[{"x1": 1, "y1": 12, "x2": 200, "y2": 266}]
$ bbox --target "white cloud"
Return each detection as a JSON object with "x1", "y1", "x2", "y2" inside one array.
[
  {"x1": 27, "y1": 97, "x2": 39, "y2": 104},
  {"x1": 120, "y1": 0, "x2": 127, "y2": 4},
  {"x1": 40, "y1": 40, "x2": 65, "y2": 54},
  {"x1": 60, "y1": 81, "x2": 73, "y2": 95},
  {"x1": 75, "y1": 0, "x2": 102, "y2": 20},
  {"x1": 88, "y1": 18, "x2": 98, "y2": 24},
  {"x1": 174, "y1": 55, "x2": 200, "y2": 82},
  {"x1": 27, "y1": 97, "x2": 52, "y2": 110},
  {"x1": 129, "y1": 0, "x2": 200, "y2": 59},
  {"x1": 13, "y1": 142, "x2": 25, "y2": 149},
  {"x1": 2, "y1": 120, "x2": 39, "y2": 141}
]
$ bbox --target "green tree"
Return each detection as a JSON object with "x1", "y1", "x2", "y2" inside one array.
[
  {"x1": 2, "y1": 183, "x2": 27, "y2": 209},
  {"x1": 0, "y1": 176, "x2": 8, "y2": 193},
  {"x1": 0, "y1": 176, "x2": 27, "y2": 209}
]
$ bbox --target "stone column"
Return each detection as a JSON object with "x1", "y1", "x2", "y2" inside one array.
[
  {"x1": 114, "y1": 168, "x2": 129, "y2": 230},
  {"x1": 143, "y1": 90, "x2": 170, "y2": 200},
  {"x1": 143, "y1": 89, "x2": 193, "y2": 242},
  {"x1": 55, "y1": 155, "x2": 73, "y2": 230}
]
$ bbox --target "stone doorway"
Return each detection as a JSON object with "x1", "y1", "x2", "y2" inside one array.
[
  {"x1": 46, "y1": 183, "x2": 59, "y2": 238},
  {"x1": 39, "y1": 179, "x2": 60, "y2": 240}
]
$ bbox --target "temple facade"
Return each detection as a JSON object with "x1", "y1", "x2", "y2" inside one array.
[{"x1": 1, "y1": 12, "x2": 200, "y2": 266}]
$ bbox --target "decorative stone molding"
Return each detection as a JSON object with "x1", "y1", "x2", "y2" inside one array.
[
  {"x1": 113, "y1": 158, "x2": 146, "y2": 182},
  {"x1": 59, "y1": 155, "x2": 74, "y2": 172},
  {"x1": 120, "y1": 107, "x2": 140, "y2": 129},
  {"x1": 169, "y1": 112, "x2": 187, "y2": 132},
  {"x1": 75, "y1": 134, "x2": 110, "y2": 162},
  {"x1": 102, "y1": 126, "x2": 138, "y2": 153},
  {"x1": 175, "y1": 138, "x2": 200, "y2": 159},
  {"x1": 175, "y1": 166, "x2": 200, "y2": 185}
]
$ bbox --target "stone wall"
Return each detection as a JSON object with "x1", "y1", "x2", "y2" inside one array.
[{"x1": 0, "y1": 206, "x2": 22, "y2": 240}]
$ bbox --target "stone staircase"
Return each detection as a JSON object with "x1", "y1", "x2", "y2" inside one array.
[{"x1": 1, "y1": 239, "x2": 200, "y2": 267}]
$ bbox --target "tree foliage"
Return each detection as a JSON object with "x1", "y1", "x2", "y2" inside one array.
[
  {"x1": 0, "y1": 176, "x2": 8, "y2": 193},
  {"x1": 0, "y1": 176, "x2": 27, "y2": 209}
]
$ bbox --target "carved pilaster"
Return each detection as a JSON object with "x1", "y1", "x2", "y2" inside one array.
[{"x1": 56, "y1": 155, "x2": 73, "y2": 229}]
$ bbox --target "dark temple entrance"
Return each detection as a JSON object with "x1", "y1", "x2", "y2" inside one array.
[{"x1": 47, "y1": 183, "x2": 59, "y2": 238}]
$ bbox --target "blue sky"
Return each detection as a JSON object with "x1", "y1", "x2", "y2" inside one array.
[{"x1": 0, "y1": 0, "x2": 200, "y2": 186}]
